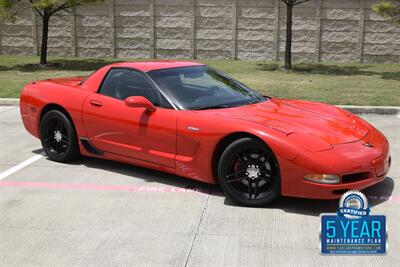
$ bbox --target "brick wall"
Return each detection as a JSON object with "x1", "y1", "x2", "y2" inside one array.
[{"x1": 0, "y1": 0, "x2": 399, "y2": 63}]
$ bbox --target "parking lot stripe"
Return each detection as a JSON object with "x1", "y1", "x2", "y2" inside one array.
[
  {"x1": 0, "y1": 181, "x2": 205, "y2": 194},
  {"x1": 0, "y1": 154, "x2": 44, "y2": 180}
]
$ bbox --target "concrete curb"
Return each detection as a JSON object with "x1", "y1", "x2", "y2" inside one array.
[
  {"x1": 0, "y1": 98, "x2": 399, "y2": 115},
  {"x1": 336, "y1": 105, "x2": 400, "y2": 115},
  {"x1": 0, "y1": 98, "x2": 19, "y2": 106}
]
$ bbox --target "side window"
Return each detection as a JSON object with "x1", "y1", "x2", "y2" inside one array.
[{"x1": 99, "y1": 68, "x2": 163, "y2": 106}]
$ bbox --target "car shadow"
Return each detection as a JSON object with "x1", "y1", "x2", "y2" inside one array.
[
  {"x1": 44, "y1": 153, "x2": 213, "y2": 193},
  {"x1": 223, "y1": 177, "x2": 395, "y2": 216},
  {"x1": 33, "y1": 150, "x2": 395, "y2": 217}
]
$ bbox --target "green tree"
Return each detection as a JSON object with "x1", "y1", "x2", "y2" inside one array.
[
  {"x1": 373, "y1": 0, "x2": 400, "y2": 23},
  {"x1": 281, "y1": 0, "x2": 311, "y2": 70},
  {"x1": 0, "y1": 0, "x2": 103, "y2": 65}
]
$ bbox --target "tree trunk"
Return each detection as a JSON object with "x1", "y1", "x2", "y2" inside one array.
[
  {"x1": 40, "y1": 11, "x2": 50, "y2": 65},
  {"x1": 284, "y1": 3, "x2": 293, "y2": 70}
]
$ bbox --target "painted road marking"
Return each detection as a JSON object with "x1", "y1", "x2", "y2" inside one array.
[
  {"x1": 0, "y1": 154, "x2": 44, "y2": 181},
  {"x1": 0, "y1": 181, "x2": 205, "y2": 193},
  {"x1": 0, "y1": 181, "x2": 397, "y2": 203}
]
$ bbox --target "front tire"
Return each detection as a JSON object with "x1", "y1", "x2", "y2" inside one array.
[
  {"x1": 40, "y1": 110, "x2": 80, "y2": 162},
  {"x1": 217, "y1": 137, "x2": 281, "y2": 207}
]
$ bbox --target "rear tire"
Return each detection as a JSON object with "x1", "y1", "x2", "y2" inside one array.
[
  {"x1": 40, "y1": 110, "x2": 80, "y2": 162},
  {"x1": 217, "y1": 137, "x2": 280, "y2": 207}
]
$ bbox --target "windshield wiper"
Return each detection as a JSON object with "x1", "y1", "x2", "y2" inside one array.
[
  {"x1": 192, "y1": 104, "x2": 235, "y2": 110},
  {"x1": 247, "y1": 100, "x2": 262, "y2": 105},
  {"x1": 192, "y1": 100, "x2": 264, "y2": 110}
]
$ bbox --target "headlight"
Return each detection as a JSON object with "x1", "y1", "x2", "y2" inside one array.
[{"x1": 303, "y1": 174, "x2": 340, "y2": 184}]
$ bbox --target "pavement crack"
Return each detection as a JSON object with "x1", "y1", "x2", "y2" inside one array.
[{"x1": 184, "y1": 184, "x2": 212, "y2": 267}]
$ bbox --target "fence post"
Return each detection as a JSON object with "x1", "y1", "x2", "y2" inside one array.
[
  {"x1": 232, "y1": 0, "x2": 237, "y2": 60},
  {"x1": 149, "y1": 0, "x2": 156, "y2": 59},
  {"x1": 0, "y1": 15, "x2": 2, "y2": 55},
  {"x1": 359, "y1": 0, "x2": 366, "y2": 63},
  {"x1": 273, "y1": 0, "x2": 280, "y2": 61},
  {"x1": 109, "y1": 0, "x2": 116, "y2": 58},
  {"x1": 191, "y1": 0, "x2": 196, "y2": 59},
  {"x1": 315, "y1": 0, "x2": 322, "y2": 62},
  {"x1": 31, "y1": 8, "x2": 38, "y2": 55},
  {"x1": 71, "y1": 7, "x2": 77, "y2": 57}
]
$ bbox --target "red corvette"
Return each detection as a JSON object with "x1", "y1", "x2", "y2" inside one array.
[{"x1": 20, "y1": 61, "x2": 391, "y2": 206}]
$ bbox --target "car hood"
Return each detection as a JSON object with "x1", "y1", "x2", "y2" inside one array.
[{"x1": 204, "y1": 98, "x2": 369, "y2": 145}]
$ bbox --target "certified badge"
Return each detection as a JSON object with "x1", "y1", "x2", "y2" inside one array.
[
  {"x1": 338, "y1": 191, "x2": 370, "y2": 219},
  {"x1": 320, "y1": 190, "x2": 387, "y2": 254}
]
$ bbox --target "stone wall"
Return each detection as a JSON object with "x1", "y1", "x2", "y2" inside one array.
[{"x1": 0, "y1": 0, "x2": 399, "y2": 63}]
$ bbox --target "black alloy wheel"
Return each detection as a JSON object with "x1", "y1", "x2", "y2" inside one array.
[
  {"x1": 40, "y1": 110, "x2": 79, "y2": 162},
  {"x1": 217, "y1": 137, "x2": 280, "y2": 207}
]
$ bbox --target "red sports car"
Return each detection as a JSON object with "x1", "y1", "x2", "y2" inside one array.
[{"x1": 20, "y1": 61, "x2": 391, "y2": 206}]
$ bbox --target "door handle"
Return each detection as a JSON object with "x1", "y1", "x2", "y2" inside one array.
[{"x1": 90, "y1": 100, "x2": 103, "y2": 107}]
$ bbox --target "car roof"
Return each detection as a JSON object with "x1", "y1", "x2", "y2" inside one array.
[{"x1": 107, "y1": 61, "x2": 205, "y2": 72}]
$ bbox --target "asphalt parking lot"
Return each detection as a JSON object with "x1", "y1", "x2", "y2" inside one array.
[{"x1": 0, "y1": 106, "x2": 399, "y2": 266}]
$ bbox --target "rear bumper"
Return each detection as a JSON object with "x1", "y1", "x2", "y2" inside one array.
[
  {"x1": 20, "y1": 91, "x2": 40, "y2": 138},
  {"x1": 280, "y1": 128, "x2": 390, "y2": 199}
]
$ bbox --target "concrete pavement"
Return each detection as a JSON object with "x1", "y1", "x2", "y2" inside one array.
[{"x1": 0, "y1": 106, "x2": 399, "y2": 266}]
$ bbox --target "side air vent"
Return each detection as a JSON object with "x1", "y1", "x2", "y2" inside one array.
[{"x1": 80, "y1": 138, "x2": 103, "y2": 155}]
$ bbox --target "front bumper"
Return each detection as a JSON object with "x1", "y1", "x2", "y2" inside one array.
[{"x1": 280, "y1": 128, "x2": 390, "y2": 199}]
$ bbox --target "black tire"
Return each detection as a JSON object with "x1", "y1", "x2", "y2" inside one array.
[
  {"x1": 40, "y1": 109, "x2": 80, "y2": 162},
  {"x1": 217, "y1": 137, "x2": 280, "y2": 207}
]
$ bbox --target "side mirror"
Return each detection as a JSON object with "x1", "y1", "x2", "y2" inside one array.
[{"x1": 125, "y1": 96, "x2": 156, "y2": 113}]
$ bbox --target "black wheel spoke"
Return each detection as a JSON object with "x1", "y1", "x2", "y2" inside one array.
[
  {"x1": 247, "y1": 181, "x2": 252, "y2": 198},
  {"x1": 45, "y1": 139, "x2": 57, "y2": 146},
  {"x1": 60, "y1": 139, "x2": 69, "y2": 145},
  {"x1": 57, "y1": 140, "x2": 62, "y2": 153},
  {"x1": 261, "y1": 169, "x2": 271, "y2": 177},
  {"x1": 48, "y1": 121, "x2": 57, "y2": 132},
  {"x1": 254, "y1": 152, "x2": 268, "y2": 166},
  {"x1": 56, "y1": 119, "x2": 62, "y2": 131},
  {"x1": 228, "y1": 176, "x2": 248, "y2": 183},
  {"x1": 61, "y1": 134, "x2": 70, "y2": 142},
  {"x1": 237, "y1": 152, "x2": 249, "y2": 166},
  {"x1": 259, "y1": 176, "x2": 272, "y2": 183},
  {"x1": 226, "y1": 169, "x2": 246, "y2": 178},
  {"x1": 259, "y1": 167, "x2": 272, "y2": 183},
  {"x1": 254, "y1": 181, "x2": 259, "y2": 199}
]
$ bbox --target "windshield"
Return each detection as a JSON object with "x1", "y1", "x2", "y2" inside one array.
[{"x1": 147, "y1": 66, "x2": 266, "y2": 110}]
